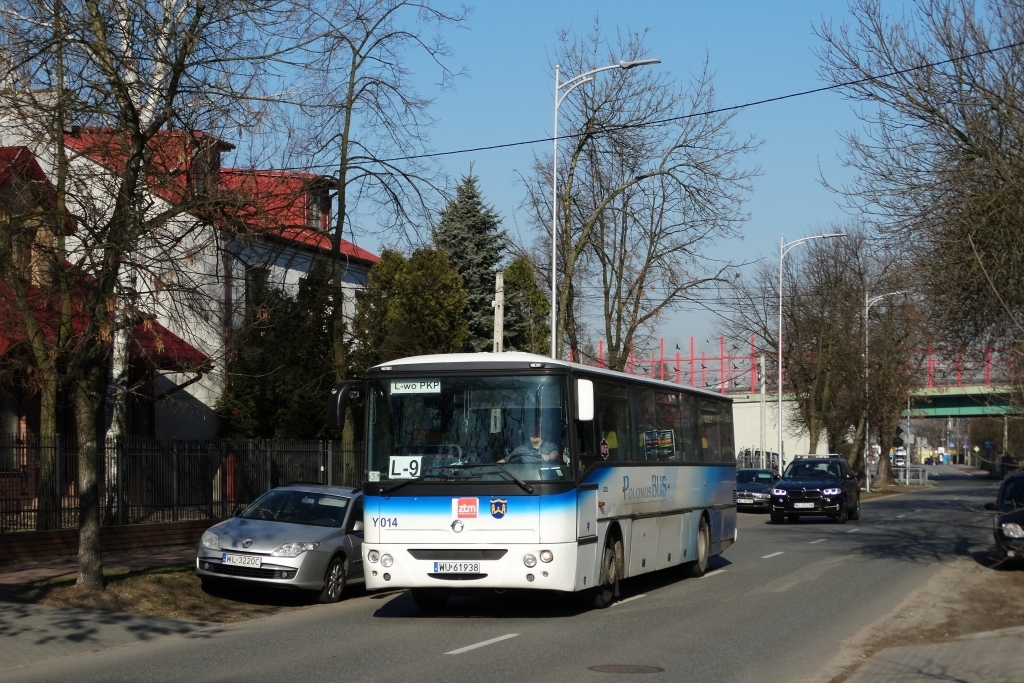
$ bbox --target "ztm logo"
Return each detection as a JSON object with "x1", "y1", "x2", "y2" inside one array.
[{"x1": 454, "y1": 497, "x2": 478, "y2": 519}]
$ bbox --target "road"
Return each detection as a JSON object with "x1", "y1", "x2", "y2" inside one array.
[{"x1": 0, "y1": 467, "x2": 1001, "y2": 683}]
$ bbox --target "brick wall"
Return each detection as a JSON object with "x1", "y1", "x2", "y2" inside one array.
[{"x1": 0, "y1": 519, "x2": 214, "y2": 562}]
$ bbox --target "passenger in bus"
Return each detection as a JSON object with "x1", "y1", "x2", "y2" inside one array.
[{"x1": 499, "y1": 423, "x2": 559, "y2": 463}]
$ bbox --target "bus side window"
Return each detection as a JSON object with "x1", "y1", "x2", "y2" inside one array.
[
  {"x1": 633, "y1": 387, "x2": 658, "y2": 461},
  {"x1": 718, "y1": 402, "x2": 735, "y2": 463},
  {"x1": 700, "y1": 400, "x2": 723, "y2": 462},
  {"x1": 595, "y1": 384, "x2": 630, "y2": 461},
  {"x1": 654, "y1": 392, "x2": 681, "y2": 461},
  {"x1": 677, "y1": 393, "x2": 700, "y2": 461}
]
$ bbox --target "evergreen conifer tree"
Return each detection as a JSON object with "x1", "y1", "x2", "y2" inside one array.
[
  {"x1": 503, "y1": 256, "x2": 550, "y2": 355},
  {"x1": 434, "y1": 174, "x2": 506, "y2": 352}
]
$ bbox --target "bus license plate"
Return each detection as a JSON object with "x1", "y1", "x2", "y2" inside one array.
[
  {"x1": 433, "y1": 561, "x2": 480, "y2": 573},
  {"x1": 793, "y1": 502, "x2": 815, "y2": 509},
  {"x1": 222, "y1": 554, "x2": 262, "y2": 567}
]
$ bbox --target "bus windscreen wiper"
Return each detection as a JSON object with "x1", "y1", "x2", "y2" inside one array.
[
  {"x1": 449, "y1": 463, "x2": 534, "y2": 494},
  {"x1": 380, "y1": 477, "x2": 423, "y2": 494}
]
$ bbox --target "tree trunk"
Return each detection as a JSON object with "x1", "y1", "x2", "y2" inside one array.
[
  {"x1": 74, "y1": 374, "x2": 104, "y2": 590},
  {"x1": 35, "y1": 367, "x2": 59, "y2": 530}
]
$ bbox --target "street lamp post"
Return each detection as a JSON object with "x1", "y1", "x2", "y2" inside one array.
[
  {"x1": 863, "y1": 290, "x2": 906, "y2": 492},
  {"x1": 549, "y1": 58, "x2": 660, "y2": 359},
  {"x1": 777, "y1": 233, "x2": 845, "y2": 476}
]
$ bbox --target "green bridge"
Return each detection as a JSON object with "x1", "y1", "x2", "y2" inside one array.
[{"x1": 907, "y1": 386, "x2": 1016, "y2": 418}]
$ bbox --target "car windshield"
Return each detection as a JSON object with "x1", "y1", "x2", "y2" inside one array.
[
  {"x1": 999, "y1": 479, "x2": 1024, "y2": 512},
  {"x1": 241, "y1": 490, "x2": 349, "y2": 527},
  {"x1": 784, "y1": 461, "x2": 841, "y2": 479},
  {"x1": 367, "y1": 375, "x2": 569, "y2": 483},
  {"x1": 737, "y1": 470, "x2": 774, "y2": 484}
]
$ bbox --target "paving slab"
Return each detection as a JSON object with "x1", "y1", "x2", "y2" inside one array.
[
  {"x1": 848, "y1": 626, "x2": 1024, "y2": 683},
  {"x1": 0, "y1": 602, "x2": 211, "y2": 672}
]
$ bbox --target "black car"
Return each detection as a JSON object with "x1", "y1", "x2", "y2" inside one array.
[
  {"x1": 770, "y1": 457, "x2": 861, "y2": 524},
  {"x1": 984, "y1": 472, "x2": 1024, "y2": 562},
  {"x1": 734, "y1": 469, "x2": 777, "y2": 512}
]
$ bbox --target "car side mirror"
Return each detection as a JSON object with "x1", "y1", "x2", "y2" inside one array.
[
  {"x1": 984, "y1": 503, "x2": 996, "y2": 511},
  {"x1": 351, "y1": 520, "x2": 364, "y2": 532},
  {"x1": 773, "y1": 475, "x2": 780, "y2": 482},
  {"x1": 231, "y1": 503, "x2": 244, "y2": 517}
]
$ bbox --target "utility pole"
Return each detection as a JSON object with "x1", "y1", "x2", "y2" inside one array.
[
  {"x1": 759, "y1": 354, "x2": 766, "y2": 470},
  {"x1": 492, "y1": 271, "x2": 504, "y2": 353}
]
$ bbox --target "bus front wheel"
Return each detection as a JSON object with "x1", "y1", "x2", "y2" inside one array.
[{"x1": 592, "y1": 535, "x2": 622, "y2": 609}]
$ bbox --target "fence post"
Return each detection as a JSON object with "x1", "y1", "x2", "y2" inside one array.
[
  {"x1": 327, "y1": 441, "x2": 333, "y2": 486},
  {"x1": 117, "y1": 437, "x2": 125, "y2": 525},
  {"x1": 172, "y1": 441, "x2": 180, "y2": 522}
]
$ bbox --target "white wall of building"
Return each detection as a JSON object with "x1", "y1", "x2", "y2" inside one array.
[{"x1": 731, "y1": 394, "x2": 827, "y2": 470}]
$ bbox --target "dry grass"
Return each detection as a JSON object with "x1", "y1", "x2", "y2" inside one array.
[
  {"x1": 0, "y1": 564, "x2": 323, "y2": 623},
  {"x1": 861, "y1": 485, "x2": 920, "y2": 500},
  {"x1": 825, "y1": 557, "x2": 1024, "y2": 683}
]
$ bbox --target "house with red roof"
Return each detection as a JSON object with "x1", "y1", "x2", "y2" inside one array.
[{"x1": 0, "y1": 128, "x2": 378, "y2": 439}]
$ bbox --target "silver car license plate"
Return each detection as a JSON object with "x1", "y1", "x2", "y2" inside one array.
[
  {"x1": 738, "y1": 499, "x2": 754, "y2": 505},
  {"x1": 432, "y1": 561, "x2": 480, "y2": 573},
  {"x1": 222, "y1": 553, "x2": 262, "y2": 567},
  {"x1": 793, "y1": 502, "x2": 815, "y2": 509}
]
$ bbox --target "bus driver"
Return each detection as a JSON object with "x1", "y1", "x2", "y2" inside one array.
[{"x1": 500, "y1": 423, "x2": 559, "y2": 463}]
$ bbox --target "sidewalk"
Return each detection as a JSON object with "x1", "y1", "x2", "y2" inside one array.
[
  {"x1": 847, "y1": 626, "x2": 1024, "y2": 683},
  {"x1": 0, "y1": 546, "x2": 195, "y2": 585}
]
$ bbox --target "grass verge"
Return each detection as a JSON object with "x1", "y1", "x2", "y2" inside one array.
[{"x1": 0, "y1": 564, "x2": 321, "y2": 623}]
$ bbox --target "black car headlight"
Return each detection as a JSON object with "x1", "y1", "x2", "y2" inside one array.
[
  {"x1": 772, "y1": 488, "x2": 787, "y2": 496},
  {"x1": 1001, "y1": 523, "x2": 1024, "y2": 539},
  {"x1": 822, "y1": 487, "x2": 841, "y2": 496}
]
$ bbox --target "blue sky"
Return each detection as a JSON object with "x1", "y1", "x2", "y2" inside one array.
[{"x1": 353, "y1": 0, "x2": 870, "y2": 355}]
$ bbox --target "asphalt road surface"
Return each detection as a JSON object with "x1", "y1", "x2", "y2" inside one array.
[{"x1": 0, "y1": 467, "x2": 1001, "y2": 683}]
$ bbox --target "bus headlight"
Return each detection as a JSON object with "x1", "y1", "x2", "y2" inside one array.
[
  {"x1": 539, "y1": 550, "x2": 553, "y2": 563},
  {"x1": 523, "y1": 554, "x2": 537, "y2": 568},
  {"x1": 368, "y1": 550, "x2": 380, "y2": 563},
  {"x1": 381, "y1": 554, "x2": 394, "y2": 567}
]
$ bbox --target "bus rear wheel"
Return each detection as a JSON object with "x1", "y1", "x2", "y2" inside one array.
[
  {"x1": 689, "y1": 516, "x2": 710, "y2": 578},
  {"x1": 592, "y1": 535, "x2": 622, "y2": 609}
]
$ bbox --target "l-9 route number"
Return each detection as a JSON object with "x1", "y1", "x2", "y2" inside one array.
[{"x1": 389, "y1": 455, "x2": 422, "y2": 479}]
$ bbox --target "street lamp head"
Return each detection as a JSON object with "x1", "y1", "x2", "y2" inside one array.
[{"x1": 619, "y1": 58, "x2": 661, "y2": 69}]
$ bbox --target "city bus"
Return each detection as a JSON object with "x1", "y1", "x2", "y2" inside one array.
[{"x1": 328, "y1": 352, "x2": 737, "y2": 609}]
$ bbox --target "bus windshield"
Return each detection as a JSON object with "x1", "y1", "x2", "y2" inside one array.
[{"x1": 367, "y1": 375, "x2": 570, "y2": 483}]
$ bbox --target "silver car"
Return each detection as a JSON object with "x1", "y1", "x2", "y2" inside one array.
[{"x1": 195, "y1": 484, "x2": 364, "y2": 602}]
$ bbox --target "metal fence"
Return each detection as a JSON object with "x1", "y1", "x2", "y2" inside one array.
[{"x1": 0, "y1": 434, "x2": 365, "y2": 533}]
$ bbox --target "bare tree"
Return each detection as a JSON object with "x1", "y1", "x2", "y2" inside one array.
[
  {"x1": 816, "y1": 0, "x2": 1024, "y2": 392},
  {"x1": 0, "y1": 0, "x2": 282, "y2": 588},
  {"x1": 286, "y1": 0, "x2": 468, "y2": 380},
  {"x1": 524, "y1": 22, "x2": 756, "y2": 364}
]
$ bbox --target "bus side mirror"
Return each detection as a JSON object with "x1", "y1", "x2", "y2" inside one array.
[
  {"x1": 577, "y1": 378, "x2": 594, "y2": 421},
  {"x1": 328, "y1": 380, "x2": 363, "y2": 432}
]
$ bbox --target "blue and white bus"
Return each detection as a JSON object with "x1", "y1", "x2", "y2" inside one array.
[{"x1": 329, "y1": 352, "x2": 737, "y2": 609}]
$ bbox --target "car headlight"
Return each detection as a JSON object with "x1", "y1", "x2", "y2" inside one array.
[
  {"x1": 523, "y1": 554, "x2": 537, "y2": 568},
  {"x1": 271, "y1": 542, "x2": 319, "y2": 557},
  {"x1": 1001, "y1": 523, "x2": 1024, "y2": 539},
  {"x1": 772, "y1": 488, "x2": 787, "y2": 496},
  {"x1": 367, "y1": 550, "x2": 380, "y2": 563},
  {"x1": 201, "y1": 531, "x2": 220, "y2": 550},
  {"x1": 822, "y1": 488, "x2": 842, "y2": 496},
  {"x1": 380, "y1": 554, "x2": 393, "y2": 567}
]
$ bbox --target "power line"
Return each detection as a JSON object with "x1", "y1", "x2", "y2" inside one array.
[{"x1": 367, "y1": 40, "x2": 1024, "y2": 164}]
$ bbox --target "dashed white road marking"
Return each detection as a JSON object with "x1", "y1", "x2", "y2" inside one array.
[
  {"x1": 809, "y1": 539, "x2": 827, "y2": 544},
  {"x1": 897, "y1": 513, "x2": 908, "y2": 518},
  {"x1": 847, "y1": 528, "x2": 860, "y2": 533},
  {"x1": 611, "y1": 594, "x2": 647, "y2": 607},
  {"x1": 702, "y1": 569, "x2": 727, "y2": 578},
  {"x1": 761, "y1": 551, "x2": 784, "y2": 559},
  {"x1": 445, "y1": 634, "x2": 520, "y2": 655}
]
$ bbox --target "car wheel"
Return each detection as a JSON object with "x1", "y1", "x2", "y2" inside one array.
[
  {"x1": 689, "y1": 516, "x2": 710, "y2": 578},
  {"x1": 592, "y1": 534, "x2": 623, "y2": 609},
  {"x1": 788, "y1": 514, "x2": 800, "y2": 523},
  {"x1": 834, "y1": 501, "x2": 848, "y2": 524},
  {"x1": 319, "y1": 556, "x2": 347, "y2": 603},
  {"x1": 848, "y1": 496, "x2": 861, "y2": 521},
  {"x1": 411, "y1": 589, "x2": 449, "y2": 611},
  {"x1": 770, "y1": 512, "x2": 785, "y2": 524}
]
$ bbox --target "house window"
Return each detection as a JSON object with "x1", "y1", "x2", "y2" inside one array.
[
  {"x1": 244, "y1": 266, "x2": 269, "y2": 319},
  {"x1": 308, "y1": 192, "x2": 330, "y2": 230}
]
